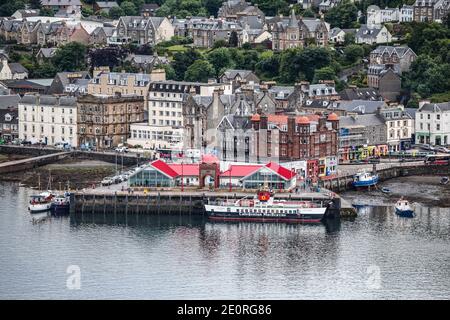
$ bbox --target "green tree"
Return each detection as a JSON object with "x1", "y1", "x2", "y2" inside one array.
[
  {"x1": 343, "y1": 44, "x2": 365, "y2": 64},
  {"x1": 313, "y1": 66, "x2": 337, "y2": 83},
  {"x1": 155, "y1": 63, "x2": 176, "y2": 80},
  {"x1": 0, "y1": 1, "x2": 25, "y2": 17},
  {"x1": 344, "y1": 32, "x2": 355, "y2": 45},
  {"x1": 184, "y1": 60, "x2": 215, "y2": 82},
  {"x1": 255, "y1": 53, "x2": 280, "y2": 80},
  {"x1": 172, "y1": 48, "x2": 202, "y2": 80},
  {"x1": 325, "y1": 1, "x2": 359, "y2": 29},
  {"x1": 109, "y1": 6, "x2": 125, "y2": 19},
  {"x1": 81, "y1": 7, "x2": 94, "y2": 17},
  {"x1": 30, "y1": 62, "x2": 57, "y2": 78},
  {"x1": 253, "y1": 0, "x2": 288, "y2": 16},
  {"x1": 207, "y1": 48, "x2": 235, "y2": 76},
  {"x1": 204, "y1": 0, "x2": 223, "y2": 16},
  {"x1": 52, "y1": 42, "x2": 87, "y2": 72},
  {"x1": 228, "y1": 31, "x2": 239, "y2": 47},
  {"x1": 120, "y1": 1, "x2": 138, "y2": 15},
  {"x1": 39, "y1": 7, "x2": 55, "y2": 17}
]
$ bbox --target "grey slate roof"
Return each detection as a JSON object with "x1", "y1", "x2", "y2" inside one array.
[
  {"x1": 0, "y1": 108, "x2": 18, "y2": 124},
  {"x1": 337, "y1": 100, "x2": 386, "y2": 114},
  {"x1": 356, "y1": 25, "x2": 384, "y2": 39},
  {"x1": 95, "y1": 1, "x2": 119, "y2": 8},
  {"x1": 37, "y1": 47, "x2": 57, "y2": 58},
  {"x1": 339, "y1": 113, "x2": 384, "y2": 128},
  {"x1": 339, "y1": 87, "x2": 381, "y2": 101},
  {"x1": 419, "y1": 102, "x2": 450, "y2": 112},
  {"x1": 41, "y1": 0, "x2": 82, "y2": 5},
  {"x1": 371, "y1": 45, "x2": 416, "y2": 58},
  {"x1": 221, "y1": 69, "x2": 253, "y2": 81},
  {"x1": 8, "y1": 63, "x2": 28, "y2": 74},
  {"x1": 0, "y1": 95, "x2": 20, "y2": 110},
  {"x1": 19, "y1": 94, "x2": 77, "y2": 107}
]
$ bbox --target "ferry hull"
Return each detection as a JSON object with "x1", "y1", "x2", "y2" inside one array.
[{"x1": 205, "y1": 205, "x2": 326, "y2": 224}]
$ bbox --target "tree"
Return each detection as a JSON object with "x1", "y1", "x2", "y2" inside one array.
[
  {"x1": 343, "y1": 44, "x2": 365, "y2": 64},
  {"x1": 228, "y1": 31, "x2": 239, "y2": 47},
  {"x1": 313, "y1": 67, "x2": 337, "y2": 83},
  {"x1": 52, "y1": 42, "x2": 87, "y2": 72},
  {"x1": 109, "y1": 6, "x2": 125, "y2": 19},
  {"x1": 204, "y1": 0, "x2": 223, "y2": 16},
  {"x1": 155, "y1": 64, "x2": 176, "y2": 80},
  {"x1": 255, "y1": 53, "x2": 280, "y2": 80},
  {"x1": 344, "y1": 32, "x2": 355, "y2": 45},
  {"x1": 0, "y1": 1, "x2": 25, "y2": 16},
  {"x1": 172, "y1": 48, "x2": 202, "y2": 80},
  {"x1": 120, "y1": 1, "x2": 138, "y2": 15},
  {"x1": 207, "y1": 48, "x2": 235, "y2": 76},
  {"x1": 39, "y1": 7, "x2": 55, "y2": 17},
  {"x1": 253, "y1": 0, "x2": 288, "y2": 16},
  {"x1": 89, "y1": 46, "x2": 128, "y2": 70},
  {"x1": 212, "y1": 40, "x2": 228, "y2": 49},
  {"x1": 325, "y1": 1, "x2": 359, "y2": 29},
  {"x1": 30, "y1": 62, "x2": 57, "y2": 78},
  {"x1": 184, "y1": 60, "x2": 215, "y2": 82},
  {"x1": 81, "y1": 7, "x2": 94, "y2": 17}
]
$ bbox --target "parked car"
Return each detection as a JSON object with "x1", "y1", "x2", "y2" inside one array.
[
  {"x1": 21, "y1": 140, "x2": 32, "y2": 145},
  {"x1": 115, "y1": 146, "x2": 129, "y2": 153},
  {"x1": 436, "y1": 146, "x2": 450, "y2": 153},
  {"x1": 101, "y1": 177, "x2": 114, "y2": 186}
]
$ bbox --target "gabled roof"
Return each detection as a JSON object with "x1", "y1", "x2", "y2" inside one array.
[
  {"x1": 41, "y1": 0, "x2": 82, "y2": 5},
  {"x1": 419, "y1": 102, "x2": 450, "y2": 112},
  {"x1": 169, "y1": 163, "x2": 199, "y2": 176},
  {"x1": 0, "y1": 95, "x2": 20, "y2": 110},
  {"x1": 95, "y1": 1, "x2": 119, "y2": 8},
  {"x1": 8, "y1": 63, "x2": 28, "y2": 74},
  {"x1": 221, "y1": 164, "x2": 262, "y2": 177},
  {"x1": 238, "y1": 162, "x2": 296, "y2": 181},
  {"x1": 150, "y1": 159, "x2": 179, "y2": 178},
  {"x1": 37, "y1": 47, "x2": 57, "y2": 58},
  {"x1": 371, "y1": 45, "x2": 416, "y2": 58}
]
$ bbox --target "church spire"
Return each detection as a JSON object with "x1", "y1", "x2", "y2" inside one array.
[{"x1": 288, "y1": 9, "x2": 298, "y2": 28}]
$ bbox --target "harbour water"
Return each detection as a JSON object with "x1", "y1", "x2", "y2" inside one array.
[{"x1": 0, "y1": 181, "x2": 449, "y2": 299}]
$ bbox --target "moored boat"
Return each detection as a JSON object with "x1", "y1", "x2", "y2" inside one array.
[
  {"x1": 381, "y1": 187, "x2": 391, "y2": 194},
  {"x1": 353, "y1": 170, "x2": 378, "y2": 189},
  {"x1": 28, "y1": 194, "x2": 52, "y2": 213},
  {"x1": 50, "y1": 192, "x2": 71, "y2": 214},
  {"x1": 204, "y1": 190, "x2": 328, "y2": 223},
  {"x1": 440, "y1": 176, "x2": 449, "y2": 185},
  {"x1": 395, "y1": 198, "x2": 414, "y2": 218}
]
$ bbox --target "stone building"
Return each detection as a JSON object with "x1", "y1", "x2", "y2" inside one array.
[
  {"x1": 367, "y1": 65, "x2": 401, "y2": 102},
  {"x1": 115, "y1": 16, "x2": 174, "y2": 45},
  {"x1": 269, "y1": 10, "x2": 329, "y2": 50},
  {"x1": 369, "y1": 46, "x2": 417, "y2": 74},
  {"x1": 77, "y1": 94, "x2": 145, "y2": 149}
]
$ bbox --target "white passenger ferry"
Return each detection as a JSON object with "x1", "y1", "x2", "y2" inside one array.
[{"x1": 204, "y1": 190, "x2": 328, "y2": 223}]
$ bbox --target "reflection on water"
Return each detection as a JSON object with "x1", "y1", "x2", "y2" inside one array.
[{"x1": 0, "y1": 181, "x2": 449, "y2": 299}]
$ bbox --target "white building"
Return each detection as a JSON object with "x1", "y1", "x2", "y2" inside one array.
[
  {"x1": 356, "y1": 24, "x2": 392, "y2": 45},
  {"x1": 141, "y1": 80, "x2": 232, "y2": 150},
  {"x1": 0, "y1": 57, "x2": 28, "y2": 80},
  {"x1": 415, "y1": 101, "x2": 450, "y2": 146},
  {"x1": 400, "y1": 5, "x2": 414, "y2": 22},
  {"x1": 18, "y1": 94, "x2": 78, "y2": 147},
  {"x1": 378, "y1": 105, "x2": 415, "y2": 151}
]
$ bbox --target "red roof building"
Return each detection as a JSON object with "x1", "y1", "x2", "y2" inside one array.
[{"x1": 149, "y1": 160, "x2": 179, "y2": 178}]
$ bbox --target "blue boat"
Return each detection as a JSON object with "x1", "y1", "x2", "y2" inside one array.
[
  {"x1": 395, "y1": 198, "x2": 414, "y2": 218},
  {"x1": 353, "y1": 170, "x2": 379, "y2": 188}
]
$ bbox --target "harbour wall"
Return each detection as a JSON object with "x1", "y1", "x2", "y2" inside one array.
[{"x1": 320, "y1": 164, "x2": 450, "y2": 192}]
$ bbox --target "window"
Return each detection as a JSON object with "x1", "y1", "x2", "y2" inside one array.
[{"x1": 437, "y1": 114, "x2": 440, "y2": 120}]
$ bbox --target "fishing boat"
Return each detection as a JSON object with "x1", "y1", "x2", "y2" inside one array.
[
  {"x1": 28, "y1": 194, "x2": 52, "y2": 213},
  {"x1": 395, "y1": 198, "x2": 414, "y2": 218},
  {"x1": 353, "y1": 170, "x2": 379, "y2": 189},
  {"x1": 440, "y1": 176, "x2": 449, "y2": 185},
  {"x1": 50, "y1": 192, "x2": 71, "y2": 214},
  {"x1": 204, "y1": 189, "x2": 328, "y2": 223}
]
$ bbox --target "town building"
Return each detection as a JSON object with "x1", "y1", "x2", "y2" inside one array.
[
  {"x1": 378, "y1": 105, "x2": 415, "y2": 151},
  {"x1": 140, "y1": 3, "x2": 160, "y2": 17},
  {"x1": 0, "y1": 57, "x2": 28, "y2": 80},
  {"x1": 367, "y1": 64, "x2": 401, "y2": 102},
  {"x1": 369, "y1": 46, "x2": 417, "y2": 74},
  {"x1": 415, "y1": 101, "x2": 450, "y2": 146},
  {"x1": 47, "y1": 72, "x2": 91, "y2": 95},
  {"x1": 115, "y1": 16, "x2": 174, "y2": 45},
  {"x1": 400, "y1": 5, "x2": 414, "y2": 22},
  {"x1": 0, "y1": 106, "x2": 18, "y2": 142},
  {"x1": 77, "y1": 94, "x2": 145, "y2": 149},
  {"x1": 0, "y1": 79, "x2": 51, "y2": 96},
  {"x1": 338, "y1": 113, "x2": 388, "y2": 163},
  {"x1": 366, "y1": 5, "x2": 400, "y2": 29},
  {"x1": 36, "y1": 48, "x2": 57, "y2": 64},
  {"x1": 18, "y1": 94, "x2": 78, "y2": 146},
  {"x1": 219, "y1": 69, "x2": 260, "y2": 92},
  {"x1": 413, "y1": 0, "x2": 450, "y2": 22},
  {"x1": 329, "y1": 27, "x2": 346, "y2": 45},
  {"x1": 93, "y1": 1, "x2": 119, "y2": 15},
  {"x1": 355, "y1": 24, "x2": 392, "y2": 45},
  {"x1": 41, "y1": 0, "x2": 82, "y2": 18},
  {"x1": 339, "y1": 86, "x2": 382, "y2": 101},
  {"x1": 269, "y1": 11, "x2": 330, "y2": 50},
  {"x1": 124, "y1": 54, "x2": 169, "y2": 74},
  {"x1": 191, "y1": 19, "x2": 242, "y2": 48},
  {"x1": 11, "y1": 9, "x2": 40, "y2": 20},
  {"x1": 217, "y1": 0, "x2": 265, "y2": 21}
]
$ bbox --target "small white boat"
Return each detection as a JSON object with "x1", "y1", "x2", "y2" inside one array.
[
  {"x1": 395, "y1": 198, "x2": 414, "y2": 218},
  {"x1": 28, "y1": 195, "x2": 52, "y2": 213}
]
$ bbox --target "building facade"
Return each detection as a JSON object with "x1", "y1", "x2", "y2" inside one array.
[
  {"x1": 415, "y1": 101, "x2": 450, "y2": 146},
  {"x1": 77, "y1": 94, "x2": 145, "y2": 149},
  {"x1": 18, "y1": 94, "x2": 78, "y2": 146},
  {"x1": 115, "y1": 16, "x2": 174, "y2": 45}
]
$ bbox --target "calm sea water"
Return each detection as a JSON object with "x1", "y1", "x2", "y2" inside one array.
[{"x1": 0, "y1": 181, "x2": 449, "y2": 300}]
